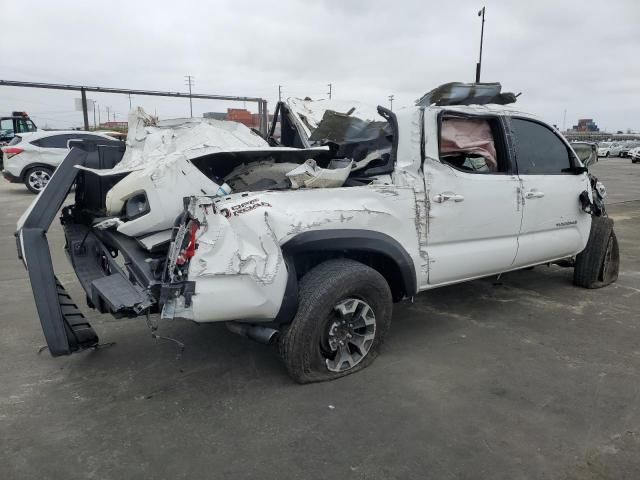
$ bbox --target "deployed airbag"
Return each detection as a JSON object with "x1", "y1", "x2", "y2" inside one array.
[{"x1": 440, "y1": 118, "x2": 498, "y2": 170}]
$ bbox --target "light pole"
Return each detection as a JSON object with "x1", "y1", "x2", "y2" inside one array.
[
  {"x1": 184, "y1": 74, "x2": 195, "y2": 117},
  {"x1": 388, "y1": 94, "x2": 394, "y2": 111},
  {"x1": 475, "y1": 7, "x2": 486, "y2": 83},
  {"x1": 327, "y1": 83, "x2": 332, "y2": 99},
  {"x1": 278, "y1": 84, "x2": 282, "y2": 101}
]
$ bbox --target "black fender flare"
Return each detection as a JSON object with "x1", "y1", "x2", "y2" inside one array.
[{"x1": 282, "y1": 228, "x2": 418, "y2": 299}]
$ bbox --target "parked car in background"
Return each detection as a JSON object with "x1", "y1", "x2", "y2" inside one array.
[
  {"x1": 0, "y1": 112, "x2": 37, "y2": 147},
  {"x1": 2, "y1": 130, "x2": 115, "y2": 193},
  {"x1": 630, "y1": 147, "x2": 640, "y2": 163},
  {"x1": 598, "y1": 142, "x2": 628, "y2": 158},
  {"x1": 597, "y1": 142, "x2": 612, "y2": 157},
  {"x1": 619, "y1": 141, "x2": 640, "y2": 158}
]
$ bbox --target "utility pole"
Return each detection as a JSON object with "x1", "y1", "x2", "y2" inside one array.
[
  {"x1": 80, "y1": 87, "x2": 90, "y2": 130},
  {"x1": 278, "y1": 84, "x2": 282, "y2": 101},
  {"x1": 185, "y1": 74, "x2": 195, "y2": 117},
  {"x1": 327, "y1": 83, "x2": 332, "y2": 100},
  {"x1": 128, "y1": 94, "x2": 132, "y2": 110},
  {"x1": 97, "y1": 104, "x2": 101, "y2": 126},
  {"x1": 475, "y1": 7, "x2": 486, "y2": 83},
  {"x1": 106, "y1": 106, "x2": 111, "y2": 124},
  {"x1": 388, "y1": 94, "x2": 394, "y2": 111},
  {"x1": 562, "y1": 109, "x2": 567, "y2": 132},
  {"x1": 93, "y1": 103, "x2": 97, "y2": 129}
]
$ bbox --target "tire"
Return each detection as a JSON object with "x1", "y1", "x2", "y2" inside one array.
[
  {"x1": 605, "y1": 152, "x2": 610, "y2": 158},
  {"x1": 279, "y1": 258, "x2": 392, "y2": 384},
  {"x1": 573, "y1": 217, "x2": 619, "y2": 289},
  {"x1": 24, "y1": 166, "x2": 53, "y2": 194}
]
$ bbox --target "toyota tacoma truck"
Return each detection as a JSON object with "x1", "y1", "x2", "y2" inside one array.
[{"x1": 15, "y1": 83, "x2": 619, "y2": 383}]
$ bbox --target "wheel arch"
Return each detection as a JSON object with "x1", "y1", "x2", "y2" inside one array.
[
  {"x1": 20, "y1": 162, "x2": 56, "y2": 181},
  {"x1": 281, "y1": 229, "x2": 418, "y2": 303}
]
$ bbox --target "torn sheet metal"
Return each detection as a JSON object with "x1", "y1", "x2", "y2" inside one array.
[
  {"x1": 176, "y1": 184, "x2": 424, "y2": 323},
  {"x1": 80, "y1": 107, "x2": 269, "y2": 177},
  {"x1": 286, "y1": 98, "x2": 385, "y2": 142}
]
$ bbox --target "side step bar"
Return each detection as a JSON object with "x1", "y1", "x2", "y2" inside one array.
[{"x1": 16, "y1": 148, "x2": 99, "y2": 356}]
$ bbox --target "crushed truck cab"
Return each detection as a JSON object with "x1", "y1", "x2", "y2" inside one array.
[{"x1": 16, "y1": 83, "x2": 619, "y2": 382}]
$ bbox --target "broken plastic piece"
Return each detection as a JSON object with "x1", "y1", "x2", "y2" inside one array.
[
  {"x1": 415, "y1": 82, "x2": 518, "y2": 107},
  {"x1": 286, "y1": 159, "x2": 353, "y2": 189}
]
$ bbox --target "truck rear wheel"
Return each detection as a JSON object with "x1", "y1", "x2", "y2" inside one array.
[
  {"x1": 573, "y1": 217, "x2": 619, "y2": 289},
  {"x1": 279, "y1": 259, "x2": 392, "y2": 383}
]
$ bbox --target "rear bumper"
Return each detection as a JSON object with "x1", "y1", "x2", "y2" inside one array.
[{"x1": 3, "y1": 170, "x2": 21, "y2": 183}]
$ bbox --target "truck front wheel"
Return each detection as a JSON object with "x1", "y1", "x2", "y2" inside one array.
[
  {"x1": 279, "y1": 259, "x2": 392, "y2": 383},
  {"x1": 573, "y1": 217, "x2": 619, "y2": 288}
]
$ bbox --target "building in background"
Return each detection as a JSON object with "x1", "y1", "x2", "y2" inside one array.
[
  {"x1": 204, "y1": 108, "x2": 272, "y2": 130},
  {"x1": 98, "y1": 121, "x2": 128, "y2": 131},
  {"x1": 570, "y1": 119, "x2": 600, "y2": 132}
]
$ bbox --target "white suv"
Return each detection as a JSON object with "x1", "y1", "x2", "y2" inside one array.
[{"x1": 2, "y1": 130, "x2": 115, "y2": 193}]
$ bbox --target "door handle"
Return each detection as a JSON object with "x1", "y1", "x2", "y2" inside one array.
[
  {"x1": 524, "y1": 190, "x2": 545, "y2": 199},
  {"x1": 433, "y1": 193, "x2": 465, "y2": 203}
]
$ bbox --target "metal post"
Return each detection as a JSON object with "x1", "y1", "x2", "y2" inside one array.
[
  {"x1": 263, "y1": 100, "x2": 268, "y2": 136},
  {"x1": 80, "y1": 88, "x2": 90, "y2": 130},
  {"x1": 327, "y1": 83, "x2": 332, "y2": 99},
  {"x1": 97, "y1": 104, "x2": 101, "y2": 127},
  {"x1": 93, "y1": 103, "x2": 97, "y2": 129},
  {"x1": 476, "y1": 7, "x2": 486, "y2": 83},
  {"x1": 185, "y1": 74, "x2": 194, "y2": 117},
  {"x1": 278, "y1": 85, "x2": 282, "y2": 101},
  {"x1": 388, "y1": 94, "x2": 394, "y2": 111}
]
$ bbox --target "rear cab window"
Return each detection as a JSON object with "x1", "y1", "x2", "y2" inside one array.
[{"x1": 509, "y1": 118, "x2": 576, "y2": 174}]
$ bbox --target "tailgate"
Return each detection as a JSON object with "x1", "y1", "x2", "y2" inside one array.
[{"x1": 16, "y1": 148, "x2": 99, "y2": 355}]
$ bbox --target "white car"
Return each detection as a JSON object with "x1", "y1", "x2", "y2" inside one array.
[
  {"x1": 16, "y1": 83, "x2": 619, "y2": 383},
  {"x1": 2, "y1": 130, "x2": 116, "y2": 193},
  {"x1": 630, "y1": 147, "x2": 640, "y2": 163},
  {"x1": 598, "y1": 142, "x2": 625, "y2": 158}
]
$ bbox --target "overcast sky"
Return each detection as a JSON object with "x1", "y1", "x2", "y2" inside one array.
[{"x1": 2, "y1": 0, "x2": 638, "y2": 132}]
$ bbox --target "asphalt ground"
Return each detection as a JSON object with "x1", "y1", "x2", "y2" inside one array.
[{"x1": 1, "y1": 156, "x2": 639, "y2": 479}]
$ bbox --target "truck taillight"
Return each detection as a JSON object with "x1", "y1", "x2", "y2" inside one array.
[
  {"x1": 176, "y1": 221, "x2": 200, "y2": 266},
  {"x1": 3, "y1": 147, "x2": 23, "y2": 158}
]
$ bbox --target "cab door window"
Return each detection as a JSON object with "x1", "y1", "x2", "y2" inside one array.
[
  {"x1": 510, "y1": 119, "x2": 574, "y2": 174},
  {"x1": 439, "y1": 116, "x2": 508, "y2": 173}
]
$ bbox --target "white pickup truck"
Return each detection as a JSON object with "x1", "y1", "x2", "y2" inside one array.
[{"x1": 16, "y1": 84, "x2": 618, "y2": 383}]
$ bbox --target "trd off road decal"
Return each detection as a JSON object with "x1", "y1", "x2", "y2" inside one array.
[{"x1": 221, "y1": 198, "x2": 272, "y2": 218}]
